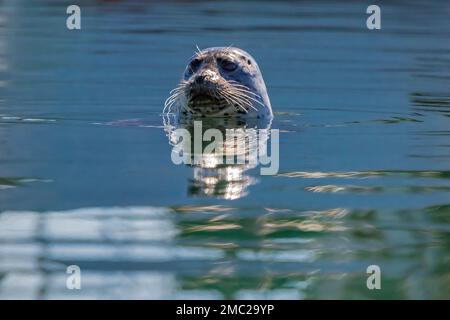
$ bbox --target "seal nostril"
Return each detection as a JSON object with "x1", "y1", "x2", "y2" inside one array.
[
  {"x1": 195, "y1": 72, "x2": 215, "y2": 85},
  {"x1": 195, "y1": 75, "x2": 205, "y2": 85}
]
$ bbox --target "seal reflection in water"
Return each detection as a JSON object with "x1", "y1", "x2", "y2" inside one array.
[
  {"x1": 164, "y1": 116, "x2": 273, "y2": 200},
  {"x1": 164, "y1": 47, "x2": 274, "y2": 199}
]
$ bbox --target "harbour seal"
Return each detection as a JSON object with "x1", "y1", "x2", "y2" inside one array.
[{"x1": 164, "y1": 47, "x2": 273, "y2": 119}]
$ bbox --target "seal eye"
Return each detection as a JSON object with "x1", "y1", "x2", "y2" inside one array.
[
  {"x1": 188, "y1": 58, "x2": 202, "y2": 73},
  {"x1": 218, "y1": 58, "x2": 237, "y2": 72}
]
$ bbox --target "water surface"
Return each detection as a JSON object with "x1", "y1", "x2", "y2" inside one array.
[{"x1": 0, "y1": 0, "x2": 449, "y2": 299}]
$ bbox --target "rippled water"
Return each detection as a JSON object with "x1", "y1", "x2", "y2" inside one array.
[{"x1": 0, "y1": 1, "x2": 449, "y2": 299}]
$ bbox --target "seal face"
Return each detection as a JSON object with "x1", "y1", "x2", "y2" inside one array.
[{"x1": 164, "y1": 47, "x2": 272, "y2": 119}]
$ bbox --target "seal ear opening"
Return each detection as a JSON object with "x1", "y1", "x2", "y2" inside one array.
[{"x1": 247, "y1": 59, "x2": 252, "y2": 65}]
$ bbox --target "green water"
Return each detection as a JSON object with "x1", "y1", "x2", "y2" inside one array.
[{"x1": 0, "y1": 0, "x2": 449, "y2": 299}]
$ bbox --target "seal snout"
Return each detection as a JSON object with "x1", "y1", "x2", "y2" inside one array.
[
  {"x1": 187, "y1": 69, "x2": 223, "y2": 106},
  {"x1": 194, "y1": 70, "x2": 219, "y2": 85}
]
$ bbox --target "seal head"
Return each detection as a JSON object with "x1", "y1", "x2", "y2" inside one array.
[{"x1": 165, "y1": 47, "x2": 272, "y2": 119}]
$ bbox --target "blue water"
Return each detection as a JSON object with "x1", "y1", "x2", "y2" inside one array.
[{"x1": 0, "y1": 0, "x2": 449, "y2": 299}]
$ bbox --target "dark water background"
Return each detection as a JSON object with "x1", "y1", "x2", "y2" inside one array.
[{"x1": 0, "y1": 0, "x2": 449, "y2": 299}]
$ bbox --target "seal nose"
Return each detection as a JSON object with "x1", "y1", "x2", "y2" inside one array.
[
  {"x1": 194, "y1": 74, "x2": 206, "y2": 85},
  {"x1": 195, "y1": 70, "x2": 218, "y2": 85}
]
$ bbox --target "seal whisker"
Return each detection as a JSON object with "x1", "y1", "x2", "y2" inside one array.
[
  {"x1": 164, "y1": 92, "x2": 183, "y2": 114},
  {"x1": 171, "y1": 82, "x2": 188, "y2": 92},
  {"x1": 165, "y1": 95, "x2": 179, "y2": 107},
  {"x1": 163, "y1": 99, "x2": 175, "y2": 114},
  {"x1": 166, "y1": 91, "x2": 181, "y2": 102},
  {"x1": 218, "y1": 92, "x2": 239, "y2": 112},
  {"x1": 195, "y1": 45, "x2": 202, "y2": 56},
  {"x1": 227, "y1": 80, "x2": 253, "y2": 89},
  {"x1": 228, "y1": 80, "x2": 248, "y2": 86},
  {"x1": 229, "y1": 85, "x2": 260, "y2": 94},
  {"x1": 228, "y1": 86, "x2": 262, "y2": 99},
  {"x1": 171, "y1": 83, "x2": 186, "y2": 90},
  {"x1": 225, "y1": 89, "x2": 260, "y2": 111},
  {"x1": 230, "y1": 91, "x2": 265, "y2": 108},
  {"x1": 169, "y1": 88, "x2": 183, "y2": 95},
  {"x1": 236, "y1": 96, "x2": 264, "y2": 110},
  {"x1": 228, "y1": 82, "x2": 263, "y2": 99},
  {"x1": 225, "y1": 91, "x2": 253, "y2": 107},
  {"x1": 225, "y1": 43, "x2": 234, "y2": 52},
  {"x1": 220, "y1": 91, "x2": 249, "y2": 113},
  {"x1": 223, "y1": 90, "x2": 257, "y2": 112},
  {"x1": 165, "y1": 80, "x2": 189, "y2": 114}
]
